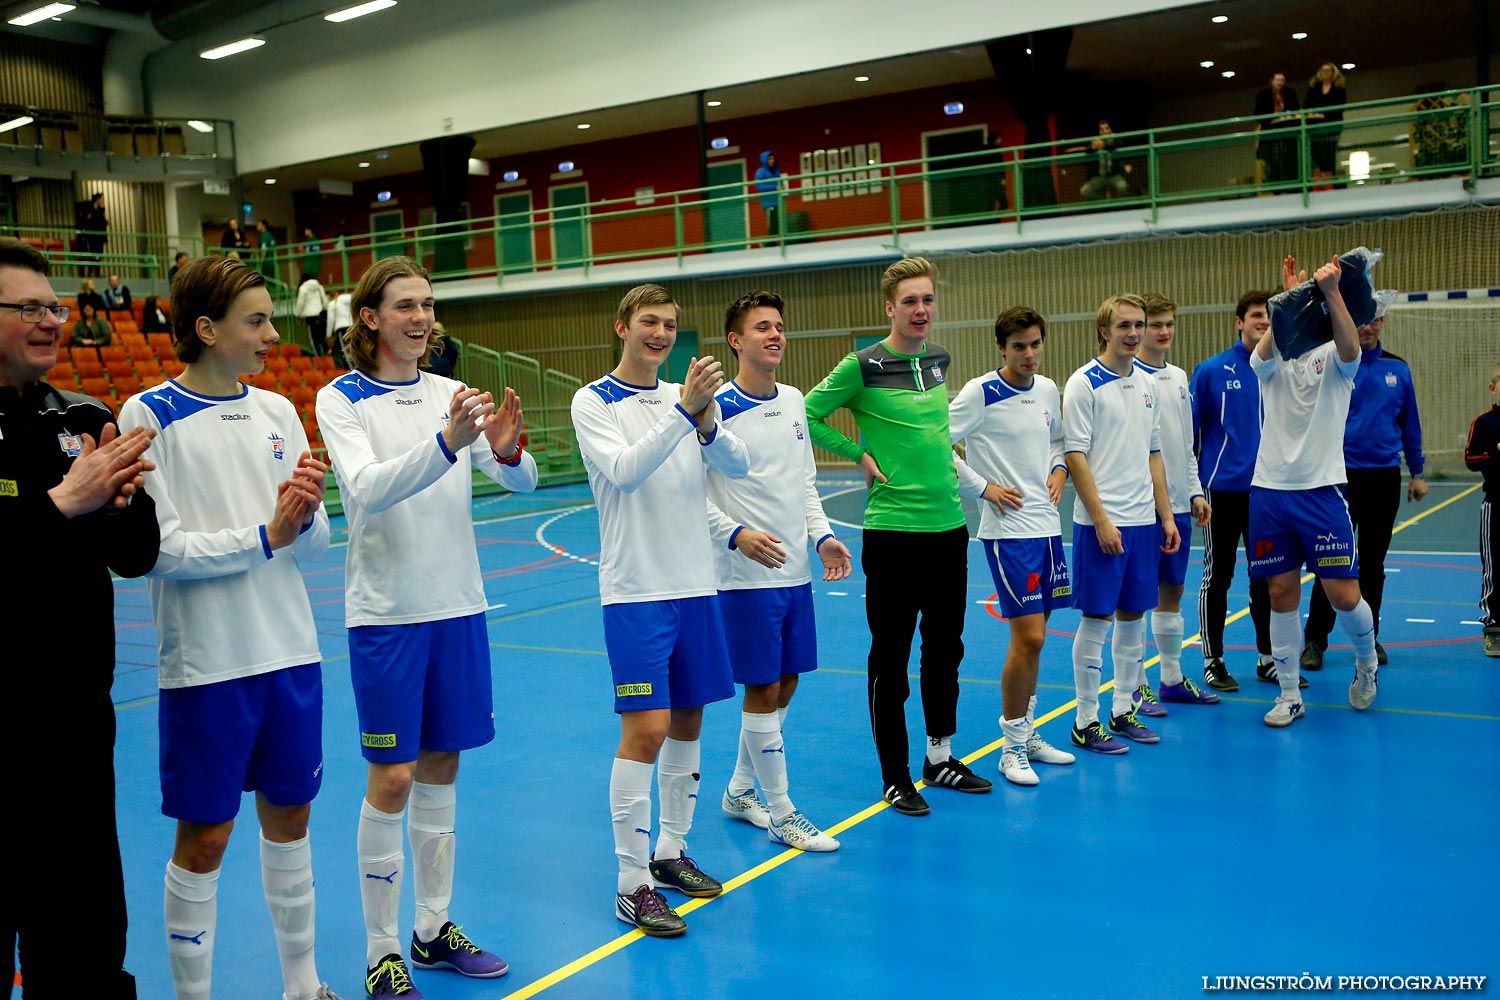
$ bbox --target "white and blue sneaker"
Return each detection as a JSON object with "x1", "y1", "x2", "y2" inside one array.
[
  {"x1": 722, "y1": 788, "x2": 770, "y2": 829},
  {"x1": 999, "y1": 745, "x2": 1038, "y2": 786},
  {"x1": 768, "y1": 811, "x2": 839, "y2": 852},
  {"x1": 1349, "y1": 663, "x2": 1378, "y2": 710},
  {"x1": 1263, "y1": 695, "x2": 1306, "y2": 728}
]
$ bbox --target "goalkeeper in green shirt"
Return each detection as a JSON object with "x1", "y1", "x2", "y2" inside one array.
[{"x1": 805, "y1": 256, "x2": 992, "y2": 816}]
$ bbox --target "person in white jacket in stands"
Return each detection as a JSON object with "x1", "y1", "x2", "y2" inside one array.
[{"x1": 295, "y1": 272, "x2": 330, "y2": 356}]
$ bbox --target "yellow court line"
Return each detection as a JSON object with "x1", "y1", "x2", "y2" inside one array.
[{"x1": 492, "y1": 642, "x2": 607, "y2": 657}]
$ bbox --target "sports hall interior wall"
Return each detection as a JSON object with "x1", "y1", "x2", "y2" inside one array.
[{"x1": 435, "y1": 202, "x2": 1499, "y2": 476}]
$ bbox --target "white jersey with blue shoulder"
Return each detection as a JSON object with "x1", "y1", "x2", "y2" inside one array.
[
  {"x1": 1250, "y1": 340, "x2": 1358, "y2": 490},
  {"x1": 572, "y1": 373, "x2": 750, "y2": 605},
  {"x1": 1064, "y1": 358, "x2": 1163, "y2": 528},
  {"x1": 948, "y1": 370, "x2": 1065, "y2": 540},
  {"x1": 119, "y1": 380, "x2": 330, "y2": 689},
  {"x1": 315, "y1": 369, "x2": 539, "y2": 628},
  {"x1": 1135, "y1": 359, "x2": 1204, "y2": 514},
  {"x1": 705, "y1": 380, "x2": 833, "y2": 590}
]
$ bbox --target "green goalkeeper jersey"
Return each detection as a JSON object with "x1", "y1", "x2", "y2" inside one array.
[{"x1": 805, "y1": 339, "x2": 965, "y2": 533}]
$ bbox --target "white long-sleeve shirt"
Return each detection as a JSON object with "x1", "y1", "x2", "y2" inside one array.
[
  {"x1": 1135, "y1": 359, "x2": 1204, "y2": 514},
  {"x1": 295, "y1": 279, "x2": 329, "y2": 319},
  {"x1": 571, "y1": 374, "x2": 749, "y2": 605},
  {"x1": 1251, "y1": 341, "x2": 1358, "y2": 490},
  {"x1": 1064, "y1": 358, "x2": 1163, "y2": 528},
  {"x1": 705, "y1": 380, "x2": 833, "y2": 590},
  {"x1": 949, "y1": 371, "x2": 1066, "y2": 540},
  {"x1": 119, "y1": 380, "x2": 330, "y2": 689},
  {"x1": 316, "y1": 369, "x2": 539, "y2": 627}
]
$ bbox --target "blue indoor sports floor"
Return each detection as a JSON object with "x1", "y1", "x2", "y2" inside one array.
[{"x1": 87, "y1": 478, "x2": 1499, "y2": 999}]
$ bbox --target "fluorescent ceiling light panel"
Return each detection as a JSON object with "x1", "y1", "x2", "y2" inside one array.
[
  {"x1": 1211, "y1": 14, "x2": 1228, "y2": 22},
  {"x1": 1292, "y1": 32, "x2": 1308, "y2": 39},
  {"x1": 0, "y1": 115, "x2": 36, "y2": 132},
  {"x1": 325, "y1": 0, "x2": 397, "y2": 22},
  {"x1": 200, "y1": 37, "x2": 265, "y2": 59},
  {"x1": 7, "y1": 3, "x2": 75, "y2": 26},
  {"x1": 186, "y1": 120, "x2": 215, "y2": 133}
]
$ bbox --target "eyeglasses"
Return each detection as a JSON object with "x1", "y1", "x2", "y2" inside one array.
[{"x1": 0, "y1": 302, "x2": 71, "y2": 323}]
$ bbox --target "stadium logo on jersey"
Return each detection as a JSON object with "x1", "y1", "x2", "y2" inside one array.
[
  {"x1": 931, "y1": 363, "x2": 944, "y2": 383},
  {"x1": 793, "y1": 420, "x2": 805, "y2": 440},
  {"x1": 361, "y1": 732, "x2": 397, "y2": 748},
  {"x1": 56, "y1": 433, "x2": 83, "y2": 456},
  {"x1": 616, "y1": 682, "x2": 653, "y2": 697},
  {"x1": 268, "y1": 432, "x2": 285, "y2": 460},
  {"x1": 1385, "y1": 373, "x2": 1398, "y2": 387},
  {"x1": 1313, "y1": 356, "x2": 1325, "y2": 375}
]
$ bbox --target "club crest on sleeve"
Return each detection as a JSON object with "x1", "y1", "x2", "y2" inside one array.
[
  {"x1": 1313, "y1": 356, "x2": 1325, "y2": 375},
  {"x1": 57, "y1": 432, "x2": 83, "y2": 457},
  {"x1": 793, "y1": 420, "x2": 805, "y2": 440},
  {"x1": 268, "y1": 432, "x2": 285, "y2": 460},
  {"x1": 1385, "y1": 372, "x2": 1398, "y2": 387}
]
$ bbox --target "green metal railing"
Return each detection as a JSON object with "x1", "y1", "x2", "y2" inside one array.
[{"x1": 454, "y1": 340, "x2": 586, "y2": 487}]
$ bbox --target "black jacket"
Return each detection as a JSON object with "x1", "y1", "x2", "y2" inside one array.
[{"x1": 0, "y1": 381, "x2": 159, "y2": 699}]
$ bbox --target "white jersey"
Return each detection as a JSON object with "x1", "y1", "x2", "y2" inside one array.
[
  {"x1": 1064, "y1": 358, "x2": 1163, "y2": 528},
  {"x1": 119, "y1": 380, "x2": 330, "y2": 689},
  {"x1": 948, "y1": 370, "x2": 1065, "y2": 540},
  {"x1": 1136, "y1": 359, "x2": 1204, "y2": 514},
  {"x1": 706, "y1": 380, "x2": 834, "y2": 590},
  {"x1": 1251, "y1": 341, "x2": 1358, "y2": 490},
  {"x1": 316, "y1": 369, "x2": 539, "y2": 628},
  {"x1": 572, "y1": 374, "x2": 750, "y2": 605}
]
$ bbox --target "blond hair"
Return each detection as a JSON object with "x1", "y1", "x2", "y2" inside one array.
[
  {"x1": 881, "y1": 257, "x2": 938, "y2": 304},
  {"x1": 616, "y1": 284, "x2": 679, "y2": 328},
  {"x1": 1141, "y1": 293, "x2": 1176, "y2": 318},
  {"x1": 341, "y1": 256, "x2": 437, "y2": 374},
  {"x1": 1095, "y1": 293, "x2": 1147, "y2": 349},
  {"x1": 1310, "y1": 63, "x2": 1347, "y2": 89}
]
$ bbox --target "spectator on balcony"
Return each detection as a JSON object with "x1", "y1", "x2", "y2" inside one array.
[
  {"x1": 76, "y1": 277, "x2": 105, "y2": 315},
  {"x1": 295, "y1": 271, "x2": 330, "y2": 356},
  {"x1": 1254, "y1": 72, "x2": 1302, "y2": 184},
  {"x1": 755, "y1": 151, "x2": 783, "y2": 240},
  {"x1": 75, "y1": 192, "x2": 107, "y2": 275},
  {"x1": 1074, "y1": 120, "x2": 1130, "y2": 200},
  {"x1": 255, "y1": 219, "x2": 277, "y2": 280},
  {"x1": 103, "y1": 274, "x2": 132, "y2": 314},
  {"x1": 168, "y1": 251, "x2": 189, "y2": 286},
  {"x1": 141, "y1": 294, "x2": 170, "y2": 334},
  {"x1": 220, "y1": 217, "x2": 249, "y2": 252},
  {"x1": 1303, "y1": 63, "x2": 1348, "y2": 177},
  {"x1": 71, "y1": 302, "x2": 113, "y2": 348},
  {"x1": 300, "y1": 227, "x2": 322, "y2": 282}
]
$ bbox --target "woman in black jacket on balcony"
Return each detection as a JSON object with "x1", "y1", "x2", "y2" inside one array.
[{"x1": 1304, "y1": 62, "x2": 1348, "y2": 176}]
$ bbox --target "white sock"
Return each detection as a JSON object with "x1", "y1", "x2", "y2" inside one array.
[
  {"x1": 357, "y1": 799, "x2": 405, "y2": 966},
  {"x1": 729, "y1": 714, "x2": 756, "y2": 797},
  {"x1": 1026, "y1": 694, "x2": 1038, "y2": 726},
  {"x1": 1073, "y1": 617, "x2": 1111, "y2": 727},
  {"x1": 1151, "y1": 610, "x2": 1186, "y2": 685},
  {"x1": 1000, "y1": 716, "x2": 1031, "y2": 750},
  {"x1": 260, "y1": 835, "x2": 319, "y2": 1000},
  {"x1": 925, "y1": 734, "x2": 952, "y2": 765},
  {"x1": 742, "y1": 711, "x2": 794, "y2": 822},
  {"x1": 654, "y1": 737, "x2": 700, "y2": 861},
  {"x1": 1111, "y1": 617, "x2": 1146, "y2": 716},
  {"x1": 1337, "y1": 598, "x2": 1379, "y2": 669},
  {"x1": 165, "y1": 861, "x2": 218, "y2": 1000},
  {"x1": 777, "y1": 705, "x2": 788, "y2": 728},
  {"x1": 408, "y1": 781, "x2": 457, "y2": 943},
  {"x1": 1270, "y1": 609, "x2": 1303, "y2": 699},
  {"x1": 611, "y1": 757, "x2": 654, "y2": 895}
]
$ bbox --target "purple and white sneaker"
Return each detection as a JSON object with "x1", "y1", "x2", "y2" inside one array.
[
  {"x1": 410, "y1": 922, "x2": 508, "y2": 978},
  {"x1": 1159, "y1": 677, "x2": 1221, "y2": 705}
]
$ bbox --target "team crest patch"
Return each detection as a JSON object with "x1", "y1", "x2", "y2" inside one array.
[
  {"x1": 268, "y1": 432, "x2": 286, "y2": 460},
  {"x1": 931, "y1": 363, "x2": 944, "y2": 383},
  {"x1": 1179, "y1": 386, "x2": 1188, "y2": 400},
  {"x1": 1313, "y1": 356, "x2": 1325, "y2": 375},
  {"x1": 793, "y1": 420, "x2": 805, "y2": 440},
  {"x1": 57, "y1": 433, "x2": 83, "y2": 457},
  {"x1": 616, "y1": 682, "x2": 653, "y2": 697},
  {"x1": 1385, "y1": 373, "x2": 1398, "y2": 387},
  {"x1": 1142, "y1": 393, "x2": 1154, "y2": 408}
]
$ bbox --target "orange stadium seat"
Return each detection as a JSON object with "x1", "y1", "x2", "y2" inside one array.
[
  {"x1": 290, "y1": 356, "x2": 313, "y2": 373},
  {"x1": 312, "y1": 355, "x2": 336, "y2": 372},
  {"x1": 72, "y1": 353, "x2": 104, "y2": 378},
  {"x1": 148, "y1": 333, "x2": 174, "y2": 355},
  {"x1": 47, "y1": 362, "x2": 75, "y2": 385},
  {"x1": 81, "y1": 376, "x2": 112, "y2": 401},
  {"x1": 113, "y1": 376, "x2": 141, "y2": 400},
  {"x1": 99, "y1": 346, "x2": 127, "y2": 363},
  {"x1": 105, "y1": 360, "x2": 134, "y2": 380},
  {"x1": 252, "y1": 372, "x2": 279, "y2": 391}
]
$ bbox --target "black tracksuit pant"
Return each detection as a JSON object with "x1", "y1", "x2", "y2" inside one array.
[{"x1": 1197, "y1": 488, "x2": 1271, "y2": 662}]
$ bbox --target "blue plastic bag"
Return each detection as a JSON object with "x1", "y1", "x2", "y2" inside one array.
[{"x1": 1269, "y1": 247, "x2": 1383, "y2": 360}]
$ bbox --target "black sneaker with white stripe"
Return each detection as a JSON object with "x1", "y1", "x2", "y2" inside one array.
[
  {"x1": 1255, "y1": 658, "x2": 1309, "y2": 689},
  {"x1": 616, "y1": 884, "x2": 686, "y2": 937},
  {"x1": 920, "y1": 756, "x2": 993, "y2": 793}
]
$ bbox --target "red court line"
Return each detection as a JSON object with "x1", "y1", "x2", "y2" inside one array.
[{"x1": 981, "y1": 592, "x2": 1078, "y2": 637}]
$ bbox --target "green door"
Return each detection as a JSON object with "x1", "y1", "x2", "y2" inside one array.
[
  {"x1": 665, "y1": 329, "x2": 699, "y2": 384},
  {"x1": 371, "y1": 210, "x2": 408, "y2": 260},
  {"x1": 550, "y1": 184, "x2": 588, "y2": 269},
  {"x1": 704, "y1": 161, "x2": 747, "y2": 253},
  {"x1": 495, "y1": 192, "x2": 534, "y2": 274}
]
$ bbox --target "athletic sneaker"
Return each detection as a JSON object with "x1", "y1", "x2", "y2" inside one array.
[
  {"x1": 1070, "y1": 721, "x2": 1129, "y2": 755},
  {"x1": 1132, "y1": 683, "x2": 1167, "y2": 718},
  {"x1": 1256, "y1": 659, "x2": 1309, "y2": 689},
  {"x1": 768, "y1": 811, "x2": 840, "y2": 852},
  {"x1": 722, "y1": 788, "x2": 770, "y2": 830},
  {"x1": 1107, "y1": 711, "x2": 1161, "y2": 744},
  {"x1": 1025, "y1": 730, "x2": 1076, "y2": 765},
  {"x1": 1159, "y1": 677, "x2": 1221, "y2": 705},
  {"x1": 921, "y1": 756, "x2": 994, "y2": 793},
  {"x1": 883, "y1": 779, "x2": 930, "y2": 816},
  {"x1": 1376, "y1": 642, "x2": 1389, "y2": 666},
  {"x1": 615, "y1": 884, "x2": 686, "y2": 937},
  {"x1": 1263, "y1": 695, "x2": 1306, "y2": 728},
  {"x1": 366, "y1": 955, "x2": 423, "y2": 999},
  {"x1": 998, "y1": 745, "x2": 1038, "y2": 786},
  {"x1": 649, "y1": 854, "x2": 723, "y2": 898},
  {"x1": 410, "y1": 922, "x2": 508, "y2": 978},
  {"x1": 1486, "y1": 629, "x2": 1500, "y2": 657},
  {"x1": 1349, "y1": 663, "x2": 1379, "y2": 710},
  {"x1": 1203, "y1": 658, "x2": 1239, "y2": 692},
  {"x1": 1299, "y1": 643, "x2": 1325, "y2": 671}
]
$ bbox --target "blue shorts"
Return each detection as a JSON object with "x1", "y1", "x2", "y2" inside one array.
[
  {"x1": 603, "y1": 596, "x2": 735, "y2": 713},
  {"x1": 984, "y1": 536, "x2": 1072, "y2": 619},
  {"x1": 1247, "y1": 484, "x2": 1359, "y2": 579},
  {"x1": 159, "y1": 663, "x2": 324, "y2": 824},
  {"x1": 348, "y1": 612, "x2": 494, "y2": 763},
  {"x1": 1158, "y1": 513, "x2": 1195, "y2": 586},
  {"x1": 719, "y1": 584, "x2": 818, "y2": 686},
  {"x1": 1072, "y1": 523, "x2": 1162, "y2": 617}
]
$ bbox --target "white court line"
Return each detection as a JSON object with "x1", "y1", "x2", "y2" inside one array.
[
  {"x1": 1406, "y1": 618, "x2": 1436, "y2": 623},
  {"x1": 534, "y1": 504, "x2": 601, "y2": 567}
]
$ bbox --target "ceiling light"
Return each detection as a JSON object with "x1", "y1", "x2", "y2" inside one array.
[
  {"x1": 854, "y1": 75, "x2": 870, "y2": 82},
  {"x1": 706, "y1": 100, "x2": 722, "y2": 107},
  {"x1": 576, "y1": 123, "x2": 590, "y2": 130},
  {"x1": 0, "y1": 115, "x2": 35, "y2": 132},
  {"x1": 357, "y1": 161, "x2": 371, "y2": 168},
  {"x1": 558, "y1": 161, "x2": 575, "y2": 172},
  {"x1": 264, "y1": 178, "x2": 276, "y2": 185},
  {"x1": 1221, "y1": 70, "x2": 1236, "y2": 78},
  {"x1": 710, "y1": 137, "x2": 728, "y2": 149},
  {"x1": 1211, "y1": 14, "x2": 1228, "y2": 23},
  {"x1": 1348, "y1": 150, "x2": 1370, "y2": 180},
  {"x1": 1291, "y1": 31, "x2": 1308, "y2": 39},
  {"x1": 502, "y1": 170, "x2": 519, "y2": 182},
  {"x1": 376, "y1": 191, "x2": 392, "y2": 202},
  {"x1": 324, "y1": 0, "x2": 397, "y2": 22},
  {"x1": 1025, "y1": 48, "x2": 1032, "y2": 55},
  {"x1": 7, "y1": 3, "x2": 75, "y2": 26},
  {"x1": 943, "y1": 102, "x2": 964, "y2": 115},
  {"x1": 1200, "y1": 60, "x2": 1215, "y2": 68},
  {"x1": 186, "y1": 120, "x2": 214, "y2": 133},
  {"x1": 199, "y1": 37, "x2": 265, "y2": 60},
  {"x1": 1342, "y1": 62, "x2": 1356, "y2": 69}
]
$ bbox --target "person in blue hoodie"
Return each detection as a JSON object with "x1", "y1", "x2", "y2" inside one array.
[
  {"x1": 1189, "y1": 290, "x2": 1277, "y2": 694},
  {"x1": 1300, "y1": 294, "x2": 1425, "y2": 670},
  {"x1": 755, "y1": 151, "x2": 782, "y2": 241}
]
